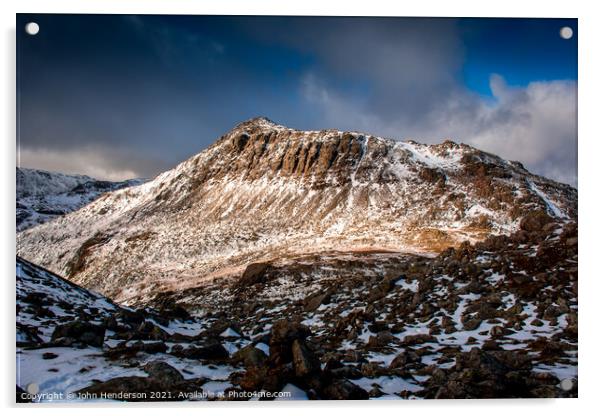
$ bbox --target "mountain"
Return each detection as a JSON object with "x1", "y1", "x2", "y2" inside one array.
[
  {"x1": 16, "y1": 117, "x2": 576, "y2": 303},
  {"x1": 16, "y1": 167, "x2": 144, "y2": 231}
]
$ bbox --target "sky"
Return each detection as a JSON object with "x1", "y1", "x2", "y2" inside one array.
[{"x1": 17, "y1": 15, "x2": 577, "y2": 186}]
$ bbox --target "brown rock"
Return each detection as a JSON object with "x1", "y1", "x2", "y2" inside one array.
[{"x1": 291, "y1": 339, "x2": 320, "y2": 378}]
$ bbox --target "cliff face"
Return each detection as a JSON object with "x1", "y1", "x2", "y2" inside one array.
[{"x1": 16, "y1": 118, "x2": 576, "y2": 302}]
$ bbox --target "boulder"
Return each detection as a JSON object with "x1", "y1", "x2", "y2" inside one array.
[
  {"x1": 235, "y1": 262, "x2": 272, "y2": 289},
  {"x1": 519, "y1": 211, "x2": 553, "y2": 232},
  {"x1": 401, "y1": 333, "x2": 436, "y2": 346},
  {"x1": 143, "y1": 361, "x2": 184, "y2": 386},
  {"x1": 269, "y1": 319, "x2": 311, "y2": 366},
  {"x1": 320, "y1": 379, "x2": 369, "y2": 400},
  {"x1": 304, "y1": 290, "x2": 332, "y2": 312},
  {"x1": 231, "y1": 345, "x2": 268, "y2": 368},
  {"x1": 175, "y1": 339, "x2": 229, "y2": 361},
  {"x1": 291, "y1": 339, "x2": 320, "y2": 378},
  {"x1": 51, "y1": 321, "x2": 105, "y2": 347},
  {"x1": 135, "y1": 321, "x2": 170, "y2": 341},
  {"x1": 389, "y1": 350, "x2": 420, "y2": 369}
]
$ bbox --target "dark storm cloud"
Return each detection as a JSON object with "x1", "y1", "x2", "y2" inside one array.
[{"x1": 17, "y1": 15, "x2": 577, "y2": 185}]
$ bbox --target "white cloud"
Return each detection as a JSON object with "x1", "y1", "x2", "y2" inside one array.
[
  {"x1": 17, "y1": 147, "x2": 143, "y2": 181},
  {"x1": 301, "y1": 72, "x2": 577, "y2": 186}
]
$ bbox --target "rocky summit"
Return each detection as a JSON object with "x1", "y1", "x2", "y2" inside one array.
[{"x1": 16, "y1": 118, "x2": 577, "y2": 401}]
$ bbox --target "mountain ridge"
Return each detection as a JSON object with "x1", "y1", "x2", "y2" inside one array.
[{"x1": 16, "y1": 167, "x2": 144, "y2": 231}]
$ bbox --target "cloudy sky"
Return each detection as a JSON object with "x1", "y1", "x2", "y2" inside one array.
[{"x1": 17, "y1": 15, "x2": 577, "y2": 185}]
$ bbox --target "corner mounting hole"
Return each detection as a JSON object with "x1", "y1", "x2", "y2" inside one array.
[
  {"x1": 560, "y1": 26, "x2": 573, "y2": 40},
  {"x1": 25, "y1": 22, "x2": 39, "y2": 36}
]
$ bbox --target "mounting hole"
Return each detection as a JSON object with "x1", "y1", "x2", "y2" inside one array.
[
  {"x1": 560, "y1": 26, "x2": 573, "y2": 40},
  {"x1": 560, "y1": 378, "x2": 575, "y2": 391},
  {"x1": 25, "y1": 22, "x2": 39, "y2": 36},
  {"x1": 26, "y1": 382, "x2": 39, "y2": 395}
]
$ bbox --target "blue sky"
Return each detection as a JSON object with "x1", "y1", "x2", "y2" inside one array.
[
  {"x1": 459, "y1": 18, "x2": 577, "y2": 95},
  {"x1": 17, "y1": 15, "x2": 577, "y2": 185}
]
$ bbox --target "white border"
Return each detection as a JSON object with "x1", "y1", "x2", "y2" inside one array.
[{"x1": 2, "y1": 1, "x2": 600, "y2": 415}]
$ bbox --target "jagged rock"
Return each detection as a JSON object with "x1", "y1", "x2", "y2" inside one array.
[
  {"x1": 76, "y1": 376, "x2": 204, "y2": 401},
  {"x1": 115, "y1": 309, "x2": 145, "y2": 328},
  {"x1": 77, "y1": 377, "x2": 164, "y2": 400},
  {"x1": 106, "y1": 341, "x2": 168, "y2": 359},
  {"x1": 463, "y1": 318, "x2": 482, "y2": 331}
]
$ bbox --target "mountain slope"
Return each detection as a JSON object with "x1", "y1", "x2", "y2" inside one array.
[
  {"x1": 16, "y1": 215, "x2": 578, "y2": 400},
  {"x1": 16, "y1": 118, "x2": 577, "y2": 302},
  {"x1": 16, "y1": 256, "x2": 244, "y2": 402},
  {"x1": 16, "y1": 167, "x2": 144, "y2": 231}
]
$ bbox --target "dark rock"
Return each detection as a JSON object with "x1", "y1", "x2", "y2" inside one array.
[
  {"x1": 51, "y1": 321, "x2": 105, "y2": 347},
  {"x1": 368, "y1": 321, "x2": 389, "y2": 333},
  {"x1": 175, "y1": 340, "x2": 229, "y2": 361},
  {"x1": 135, "y1": 321, "x2": 170, "y2": 341},
  {"x1": 366, "y1": 331, "x2": 396, "y2": 348},
  {"x1": 16, "y1": 385, "x2": 30, "y2": 403},
  {"x1": 304, "y1": 290, "x2": 332, "y2": 312},
  {"x1": 269, "y1": 319, "x2": 311, "y2": 366},
  {"x1": 463, "y1": 318, "x2": 482, "y2": 331},
  {"x1": 519, "y1": 211, "x2": 553, "y2": 232},
  {"x1": 428, "y1": 348, "x2": 532, "y2": 399},
  {"x1": 115, "y1": 309, "x2": 145, "y2": 328},
  {"x1": 231, "y1": 345, "x2": 268, "y2": 368},
  {"x1": 42, "y1": 352, "x2": 58, "y2": 360},
  {"x1": 236, "y1": 262, "x2": 272, "y2": 289},
  {"x1": 291, "y1": 339, "x2": 320, "y2": 378},
  {"x1": 320, "y1": 379, "x2": 369, "y2": 400},
  {"x1": 104, "y1": 341, "x2": 168, "y2": 358},
  {"x1": 389, "y1": 350, "x2": 420, "y2": 369},
  {"x1": 401, "y1": 333, "x2": 436, "y2": 346},
  {"x1": 143, "y1": 361, "x2": 184, "y2": 386}
]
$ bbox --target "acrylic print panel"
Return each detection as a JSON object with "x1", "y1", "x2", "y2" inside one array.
[{"x1": 16, "y1": 14, "x2": 578, "y2": 402}]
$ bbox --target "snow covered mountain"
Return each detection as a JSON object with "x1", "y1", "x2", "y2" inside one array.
[
  {"x1": 16, "y1": 167, "x2": 144, "y2": 231},
  {"x1": 16, "y1": 117, "x2": 576, "y2": 303}
]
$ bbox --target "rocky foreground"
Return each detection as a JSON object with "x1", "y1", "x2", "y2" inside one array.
[{"x1": 17, "y1": 211, "x2": 577, "y2": 401}]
